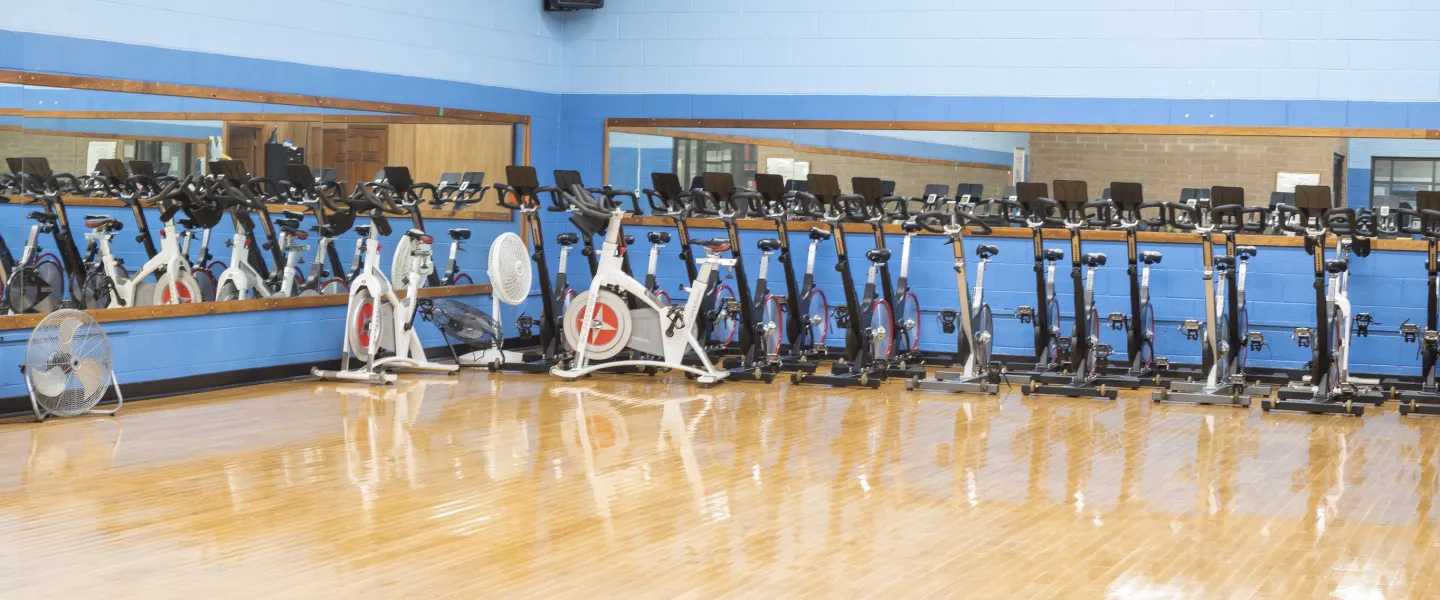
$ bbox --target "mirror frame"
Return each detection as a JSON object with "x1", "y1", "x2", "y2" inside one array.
[
  {"x1": 0, "y1": 69, "x2": 519, "y2": 329},
  {"x1": 602, "y1": 116, "x2": 1440, "y2": 253}
]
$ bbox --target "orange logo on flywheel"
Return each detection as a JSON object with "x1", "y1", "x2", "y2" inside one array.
[{"x1": 576, "y1": 302, "x2": 620, "y2": 346}]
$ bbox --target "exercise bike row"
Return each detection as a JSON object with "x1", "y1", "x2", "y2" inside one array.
[{"x1": 540, "y1": 213, "x2": 1426, "y2": 378}]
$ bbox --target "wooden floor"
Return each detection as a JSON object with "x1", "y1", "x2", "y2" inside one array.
[{"x1": 4, "y1": 372, "x2": 1440, "y2": 598}]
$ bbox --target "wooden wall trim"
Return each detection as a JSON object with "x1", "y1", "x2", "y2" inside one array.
[
  {"x1": 0, "y1": 283, "x2": 492, "y2": 331},
  {"x1": 0, "y1": 108, "x2": 19, "y2": 117},
  {"x1": 29, "y1": 195, "x2": 512, "y2": 222},
  {"x1": 623, "y1": 215, "x2": 1421, "y2": 251},
  {"x1": 3, "y1": 70, "x2": 529, "y2": 125},
  {"x1": 607, "y1": 118, "x2": 1440, "y2": 140},
  {"x1": 23, "y1": 111, "x2": 480, "y2": 125},
  {"x1": 614, "y1": 126, "x2": 1012, "y2": 171},
  {"x1": 21, "y1": 127, "x2": 207, "y2": 145}
]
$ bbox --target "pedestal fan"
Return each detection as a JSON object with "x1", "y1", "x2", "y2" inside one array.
[{"x1": 442, "y1": 232, "x2": 529, "y2": 367}]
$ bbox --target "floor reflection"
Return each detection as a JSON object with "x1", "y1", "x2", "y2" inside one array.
[{"x1": 1, "y1": 373, "x2": 1439, "y2": 597}]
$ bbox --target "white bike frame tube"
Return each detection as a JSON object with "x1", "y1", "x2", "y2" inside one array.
[
  {"x1": 951, "y1": 236, "x2": 978, "y2": 378},
  {"x1": 973, "y1": 259, "x2": 988, "y2": 318},
  {"x1": 899, "y1": 234, "x2": 913, "y2": 280},
  {"x1": 557, "y1": 245, "x2": 572, "y2": 276},
  {"x1": 647, "y1": 244, "x2": 661, "y2": 281},
  {"x1": 806, "y1": 240, "x2": 819, "y2": 275},
  {"x1": 757, "y1": 251, "x2": 771, "y2": 282}
]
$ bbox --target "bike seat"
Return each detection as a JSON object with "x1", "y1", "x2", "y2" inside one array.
[
  {"x1": 282, "y1": 227, "x2": 310, "y2": 241},
  {"x1": 977, "y1": 244, "x2": 999, "y2": 259},
  {"x1": 354, "y1": 225, "x2": 371, "y2": 237},
  {"x1": 1043, "y1": 248, "x2": 1064, "y2": 262},
  {"x1": 85, "y1": 216, "x2": 122, "y2": 231},
  {"x1": 1081, "y1": 252, "x2": 1107, "y2": 267},
  {"x1": 1326, "y1": 258, "x2": 1349, "y2": 274},
  {"x1": 865, "y1": 248, "x2": 892, "y2": 264},
  {"x1": 623, "y1": 234, "x2": 635, "y2": 245},
  {"x1": 1237, "y1": 245, "x2": 1258, "y2": 260},
  {"x1": 1214, "y1": 256, "x2": 1235, "y2": 270},
  {"x1": 404, "y1": 229, "x2": 435, "y2": 245},
  {"x1": 27, "y1": 211, "x2": 56, "y2": 223},
  {"x1": 647, "y1": 231, "x2": 671, "y2": 245},
  {"x1": 275, "y1": 218, "x2": 301, "y2": 230},
  {"x1": 689, "y1": 238, "x2": 731, "y2": 253},
  {"x1": 1140, "y1": 251, "x2": 1163, "y2": 265},
  {"x1": 557, "y1": 232, "x2": 580, "y2": 247},
  {"x1": 901, "y1": 221, "x2": 923, "y2": 233},
  {"x1": 448, "y1": 228, "x2": 471, "y2": 241},
  {"x1": 808, "y1": 227, "x2": 832, "y2": 241},
  {"x1": 757, "y1": 238, "x2": 782, "y2": 252},
  {"x1": 178, "y1": 218, "x2": 196, "y2": 229},
  {"x1": 282, "y1": 210, "x2": 306, "y2": 221}
]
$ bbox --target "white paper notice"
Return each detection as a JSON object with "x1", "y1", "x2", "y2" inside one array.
[
  {"x1": 766, "y1": 157, "x2": 795, "y2": 180},
  {"x1": 1276, "y1": 172, "x2": 1320, "y2": 193},
  {"x1": 85, "y1": 141, "x2": 117, "y2": 173},
  {"x1": 792, "y1": 161, "x2": 810, "y2": 180}
]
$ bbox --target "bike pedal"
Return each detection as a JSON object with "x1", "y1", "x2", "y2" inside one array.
[
  {"x1": 1015, "y1": 305, "x2": 1035, "y2": 324},
  {"x1": 1354, "y1": 313, "x2": 1374, "y2": 338},
  {"x1": 1293, "y1": 327, "x2": 1314, "y2": 348},
  {"x1": 1400, "y1": 319, "x2": 1420, "y2": 343},
  {"x1": 937, "y1": 310, "x2": 958, "y2": 334},
  {"x1": 1107, "y1": 312, "x2": 1127, "y2": 331},
  {"x1": 1247, "y1": 332, "x2": 1267, "y2": 351},
  {"x1": 1180, "y1": 319, "x2": 1202, "y2": 341}
]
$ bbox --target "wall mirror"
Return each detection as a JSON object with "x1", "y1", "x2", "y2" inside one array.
[{"x1": 0, "y1": 74, "x2": 526, "y2": 325}]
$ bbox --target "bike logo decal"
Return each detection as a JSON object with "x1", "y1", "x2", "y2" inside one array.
[
  {"x1": 162, "y1": 282, "x2": 195, "y2": 304},
  {"x1": 356, "y1": 303, "x2": 375, "y2": 348},
  {"x1": 576, "y1": 302, "x2": 620, "y2": 347}
]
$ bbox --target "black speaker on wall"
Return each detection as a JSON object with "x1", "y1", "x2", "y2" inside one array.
[{"x1": 544, "y1": 0, "x2": 602, "y2": 10}]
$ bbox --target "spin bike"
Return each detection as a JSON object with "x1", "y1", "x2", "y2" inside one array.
[
  {"x1": 1395, "y1": 193, "x2": 1440, "y2": 415},
  {"x1": 751, "y1": 173, "x2": 824, "y2": 372},
  {"x1": 312, "y1": 182, "x2": 458, "y2": 384},
  {"x1": 1022, "y1": 181, "x2": 1140, "y2": 399},
  {"x1": 790, "y1": 174, "x2": 888, "y2": 389},
  {"x1": 906, "y1": 205, "x2": 1002, "y2": 394},
  {"x1": 642, "y1": 173, "x2": 737, "y2": 352},
  {"x1": 1093, "y1": 182, "x2": 1189, "y2": 385},
  {"x1": 834, "y1": 177, "x2": 925, "y2": 378},
  {"x1": 693, "y1": 172, "x2": 780, "y2": 382},
  {"x1": 553, "y1": 185, "x2": 730, "y2": 385},
  {"x1": 1004, "y1": 182, "x2": 1067, "y2": 376},
  {"x1": 83, "y1": 177, "x2": 204, "y2": 307},
  {"x1": 1153, "y1": 188, "x2": 1276, "y2": 406},
  {"x1": 1265, "y1": 185, "x2": 1383, "y2": 415}
]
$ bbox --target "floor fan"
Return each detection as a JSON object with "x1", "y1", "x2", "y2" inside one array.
[
  {"x1": 22, "y1": 309, "x2": 124, "y2": 422},
  {"x1": 459, "y1": 233, "x2": 531, "y2": 366}
]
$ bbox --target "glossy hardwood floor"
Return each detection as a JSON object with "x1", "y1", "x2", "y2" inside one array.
[{"x1": 3, "y1": 372, "x2": 1440, "y2": 598}]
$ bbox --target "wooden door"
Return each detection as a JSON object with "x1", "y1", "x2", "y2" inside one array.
[
  {"x1": 347, "y1": 126, "x2": 389, "y2": 184},
  {"x1": 322, "y1": 129, "x2": 349, "y2": 184},
  {"x1": 226, "y1": 125, "x2": 260, "y2": 172}
]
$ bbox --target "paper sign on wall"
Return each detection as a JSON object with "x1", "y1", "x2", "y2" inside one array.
[
  {"x1": 766, "y1": 157, "x2": 795, "y2": 180},
  {"x1": 1276, "y1": 172, "x2": 1320, "y2": 193},
  {"x1": 792, "y1": 161, "x2": 810, "y2": 180},
  {"x1": 85, "y1": 141, "x2": 117, "y2": 173}
]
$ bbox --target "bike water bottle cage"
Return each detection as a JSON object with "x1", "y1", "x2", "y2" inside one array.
[
  {"x1": 647, "y1": 231, "x2": 671, "y2": 245},
  {"x1": 757, "y1": 238, "x2": 783, "y2": 252},
  {"x1": 556, "y1": 232, "x2": 580, "y2": 247},
  {"x1": 448, "y1": 228, "x2": 471, "y2": 241},
  {"x1": 807, "y1": 227, "x2": 832, "y2": 241},
  {"x1": 865, "y1": 248, "x2": 892, "y2": 264},
  {"x1": 1043, "y1": 248, "x2": 1065, "y2": 262},
  {"x1": 1237, "y1": 246, "x2": 1258, "y2": 260},
  {"x1": 1081, "y1": 253, "x2": 1107, "y2": 267},
  {"x1": 977, "y1": 244, "x2": 1000, "y2": 259},
  {"x1": 1325, "y1": 258, "x2": 1350, "y2": 274}
]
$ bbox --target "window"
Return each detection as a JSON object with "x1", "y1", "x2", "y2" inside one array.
[
  {"x1": 673, "y1": 138, "x2": 756, "y2": 189},
  {"x1": 1372, "y1": 158, "x2": 1440, "y2": 202}
]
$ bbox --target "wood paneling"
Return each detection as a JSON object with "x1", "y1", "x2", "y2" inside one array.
[
  {"x1": 41, "y1": 195, "x2": 512, "y2": 222},
  {"x1": 615, "y1": 126, "x2": 1012, "y2": 171},
  {"x1": 24, "y1": 111, "x2": 477, "y2": 124},
  {"x1": 386, "y1": 123, "x2": 512, "y2": 213}
]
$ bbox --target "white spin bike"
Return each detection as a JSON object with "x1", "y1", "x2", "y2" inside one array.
[
  {"x1": 212, "y1": 179, "x2": 307, "y2": 300},
  {"x1": 84, "y1": 178, "x2": 203, "y2": 307},
  {"x1": 313, "y1": 182, "x2": 458, "y2": 384},
  {"x1": 553, "y1": 185, "x2": 731, "y2": 385}
]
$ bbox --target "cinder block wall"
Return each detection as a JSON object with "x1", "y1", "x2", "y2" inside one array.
[{"x1": 1029, "y1": 134, "x2": 1348, "y2": 205}]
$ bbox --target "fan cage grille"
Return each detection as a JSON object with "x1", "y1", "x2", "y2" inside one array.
[{"x1": 26, "y1": 309, "x2": 114, "y2": 417}]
